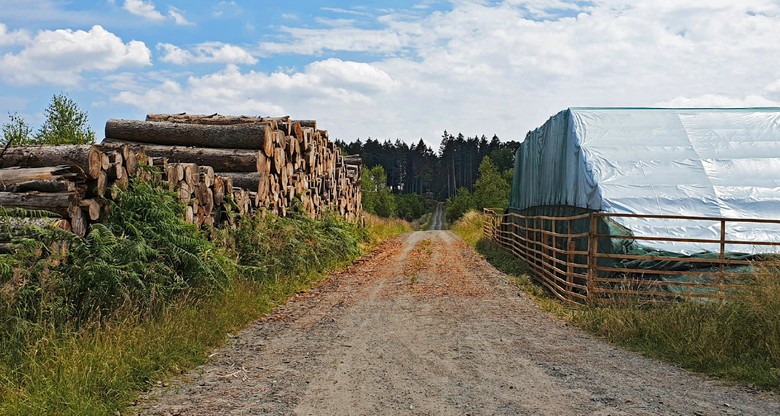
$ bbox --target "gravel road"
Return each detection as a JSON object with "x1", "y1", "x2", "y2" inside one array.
[
  {"x1": 429, "y1": 202, "x2": 444, "y2": 230},
  {"x1": 136, "y1": 231, "x2": 780, "y2": 416}
]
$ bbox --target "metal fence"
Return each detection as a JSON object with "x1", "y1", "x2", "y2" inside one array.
[{"x1": 483, "y1": 209, "x2": 780, "y2": 304}]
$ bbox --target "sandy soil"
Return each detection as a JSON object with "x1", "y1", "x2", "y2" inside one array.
[{"x1": 135, "y1": 231, "x2": 780, "y2": 416}]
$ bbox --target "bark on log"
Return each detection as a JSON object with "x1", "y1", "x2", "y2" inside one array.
[
  {"x1": 105, "y1": 120, "x2": 273, "y2": 150},
  {"x1": 216, "y1": 172, "x2": 267, "y2": 192},
  {"x1": 101, "y1": 140, "x2": 264, "y2": 172},
  {"x1": 146, "y1": 113, "x2": 276, "y2": 126},
  {"x1": 0, "y1": 191, "x2": 79, "y2": 218},
  {"x1": 0, "y1": 145, "x2": 92, "y2": 170}
]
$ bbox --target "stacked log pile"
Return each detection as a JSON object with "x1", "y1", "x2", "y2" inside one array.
[
  {"x1": 104, "y1": 114, "x2": 362, "y2": 221},
  {"x1": 0, "y1": 113, "x2": 362, "y2": 236}
]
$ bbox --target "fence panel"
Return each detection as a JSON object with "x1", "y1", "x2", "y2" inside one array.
[{"x1": 483, "y1": 209, "x2": 780, "y2": 304}]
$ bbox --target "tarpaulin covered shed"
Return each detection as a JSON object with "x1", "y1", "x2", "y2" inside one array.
[{"x1": 509, "y1": 107, "x2": 780, "y2": 254}]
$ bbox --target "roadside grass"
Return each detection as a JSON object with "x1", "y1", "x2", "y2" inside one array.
[
  {"x1": 450, "y1": 210, "x2": 780, "y2": 389},
  {"x1": 449, "y1": 210, "x2": 484, "y2": 246},
  {"x1": 0, "y1": 179, "x2": 410, "y2": 415},
  {"x1": 362, "y1": 213, "x2": 412, "y2": 247}
]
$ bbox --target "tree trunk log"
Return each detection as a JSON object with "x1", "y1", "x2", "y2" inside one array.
[
  {"x1": 0, "y1": 145, "x2": 92, "y2": 170},
  {"x1": 0, "y1": 191, "x2": 79, "y2": 218},
  {"x1": 105, "y1": 119, "x2": 274, "y2": 150},
  {"x1": 101, "y1": 139, "x2": 265, "y2": 172}
]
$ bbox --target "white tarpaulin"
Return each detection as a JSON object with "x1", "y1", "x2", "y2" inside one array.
[{"x1": 510, "y1": 108, "x2": 780, "y2": 254}]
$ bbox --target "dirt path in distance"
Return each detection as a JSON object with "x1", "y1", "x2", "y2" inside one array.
[{"x1": 136, "y1": 231, "x2": 780, "y2": 416}]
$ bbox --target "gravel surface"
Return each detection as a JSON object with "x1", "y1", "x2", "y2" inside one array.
[{"x1": 135, "y1": 231, "x2": 780, "y2": 416}]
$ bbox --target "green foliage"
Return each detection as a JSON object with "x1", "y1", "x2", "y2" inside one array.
[
  {"x1": 476, "y1": 234, "x2": 780, "y2": 389},
  {"x1": 449, "y1": 210, "x2": 485, "y2": 247},
  {"x1": 0, "y1": 177, "x2": 372, "y2": 414},
  {"x1": 225, "y1": 210, "x2": 365, "y2": 281},
  {"x1": 445, "y1": 187, "x2": 475, "y2": 224},
  {"x1": 33, "y1": 93, "x2": 96, "y2": 145},
  {"x1": 361, "y1": 165, "x2": 397, "y2": 218},
  {"x1": 575, "y1": 273, "x2": 780, "y2": 388},
  {"x1": 472, "y1": 156, "x2": 510, "y2": 211},
  {"x1": 1, "y1": 113, "x2": 32, "y2": 147},
  {"x1": 395, "y1": 193, "x2": 427, "y2": 221},
  {"x1": 65, "y1": 180, "x2": 233, "y2": 322}
]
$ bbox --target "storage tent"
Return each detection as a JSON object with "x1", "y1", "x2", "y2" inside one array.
[{"x1": 509, "y1": 107, "x2": 780, "y2": 255}]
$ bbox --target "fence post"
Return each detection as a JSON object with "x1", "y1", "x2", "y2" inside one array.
[
  {"x1": 586, "y1": 213, "x2": 598, "y2": 303},
  {"x1": 567, "y1": 239, "x2": 575, "y2": 301},
  {"x1": 719, "y1": 219, "x2": 726, "y2": 300}
]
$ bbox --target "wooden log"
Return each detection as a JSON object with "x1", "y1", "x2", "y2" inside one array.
[
  {"x1": 101, "y1": 139, "x2": 264, "y2": 173},
  {"x1": 80, "y1": 199, "x2": 102, "y2": 221},
  {"x1": 0, "y1": 165, "x2": 84, "y2": 185},
  {"x1": 257, "y1": 151, "x2": 270, "y2": 175},
  {"x1": 0, "y1": 144, "x2": 93, "y2": 171},
  {"x1": 297, "y1": 120, "x2": 317, "y2": 130},
  {"x1": 273, "y1": 148, "x2": 285, "y2": 174},
  {"x1": 0, "y1": 191, "x2": 80, "y2": 218},
  {"x1": 216, "y1": 172, "x2": 267, "y2": 191},
  {"x1": 146, "y1": 113, "x2": 276, "y2": 126},
  {"x1": 70, "y1": 208, "x2": 87, "y2": 237},
  {"x1": 105, "y1": 120, "x2": 274, "y2": 150}
]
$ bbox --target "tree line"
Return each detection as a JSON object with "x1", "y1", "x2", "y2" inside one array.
[{"x1": 336, "y1": 131, "x2": 520, "y2": 223}]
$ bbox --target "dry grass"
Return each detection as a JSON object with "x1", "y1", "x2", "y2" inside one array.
[{"x1": 450, "y1": 210, "x2": 485, "y2": 247}]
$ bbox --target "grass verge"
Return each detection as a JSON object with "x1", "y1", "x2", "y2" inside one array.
[
  {"x1": 0, "y1": 179, "x2": 410, "y2": 415},
  {"x1": 362, "y1": 213, "x2": 412, "y2": 247},
  {"x1": 451, "y1": 210, "x2": 780, "y2": 390}
]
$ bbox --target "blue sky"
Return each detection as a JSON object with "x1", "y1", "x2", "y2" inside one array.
[{"x1": 2, "y1": 1, "x2": 780, "y2": 148}]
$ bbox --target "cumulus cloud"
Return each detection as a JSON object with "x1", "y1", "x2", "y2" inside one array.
[
  {"x1": 112, "y1": 60, "x2": 397, "y2": 128},
  {"x1": 123, "y1": 0, "x2": 191, "y2": 25},
  {"x1": 0, "y1": 24, "x2": 30, "y2": 46},
  {"x1": 167, "y1": 7, "x2": 192, "y2": 25},
  {"x1": 0, "y1": 25, "x2": 151, "y2": 86},
  {"x1": 114, "y1": 1, "x2": 780, "y2": 146},
  {"x1": 123, "y1": 0, "x2": 164, "y2": 21},
  {"x1": 157, "y1": 42, "x2": 258, "y2": 65}
]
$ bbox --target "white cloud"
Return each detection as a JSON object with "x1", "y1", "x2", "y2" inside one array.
[
  {"x1": 123, "y1": 0, "x2": 191, "y2": 25},
  {"x1": 0, "y1": 24, "x2": 30, "y2": 46},
  {"x1": 212, "y1": 0, "x2": 239, "y2": 17},
  {"x1": 123, "y1": 0, "x2": 165, "y2": 21},
  {"x1": 168, "y1": 7, "x2": 192, "y2": 26},
  {"x1": 108, "y1": 1, "x2": 780, "y2": 147},
  {"x1": 0, "y1": 25, "x2": 151, "y2": 86},
  {"x1": 157, "y1": 42, "x2": 258, "y2": 65},
  {"x1": 657, "y1": 94, "x2": 779, "y2": 108},
  {"x1": 259, "y1": 26, "x2": 407, "y2": 56},
  {"x1": 112, "y1": 60, "x2": 397, "y2": 125}
]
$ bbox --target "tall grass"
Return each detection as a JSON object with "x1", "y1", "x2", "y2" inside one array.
[
  {"x1": 0, "y1": 178, "x2": 404, "y2": 415},
  {"x1": 362, "y1": 213, "x2": 412, "y2": 246},
  {"x1": 452, "y1": 210, "x2": 780, "y2": 388},
  {"x1": 450, "y1": 210, "x2": 486, "y2": 247},
  {"x1": 575, "y1": 271, "x2": 780, "y2": 388}
]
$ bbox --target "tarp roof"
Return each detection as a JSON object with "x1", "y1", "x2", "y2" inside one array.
[{"x1": 510, "y1": 107, "x2": 780, "y2": 253}]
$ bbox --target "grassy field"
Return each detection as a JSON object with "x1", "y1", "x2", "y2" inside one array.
[
  {"x1": 0, "y1": 180, "x2": 411, "y2": 415},
  {"x1": 451, "y1": 210, "x2": 780, "y2": 390}
]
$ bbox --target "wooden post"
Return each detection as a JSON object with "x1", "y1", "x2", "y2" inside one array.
[
  {"x1": 567, "y1": 218, "x2": 575, "y2": 300},
  {"x1": 587, "y1": 213, "x2": 599, "y2": 303},
  {"x1": 719, "y1": 219, "x2": 726, "y2": 300}
]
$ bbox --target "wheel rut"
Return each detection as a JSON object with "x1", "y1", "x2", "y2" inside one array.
[{"x1": 136, "y1": 231, "x2": 780, "y2": 416}]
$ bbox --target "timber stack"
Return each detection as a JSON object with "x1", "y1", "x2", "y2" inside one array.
[{"x1": 0, "y1": 113, "x2": 362, "y2": 238}]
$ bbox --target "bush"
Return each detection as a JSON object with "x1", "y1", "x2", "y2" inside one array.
[
  {"x1": 361, "y1": 165, "x2": 396, "y2": 218},
  {"x1": 0, "y1": 179, "x2": 233, "y2": 330},
  {"x1": 445, "y1": 187, "x2": 475, "y2": 224},
  {"x1": 226, "y1": 210, "x2": 365, "y2": 281},
  {"x1": 395, "y1": 193, "x2": 427, "y2": 221}
]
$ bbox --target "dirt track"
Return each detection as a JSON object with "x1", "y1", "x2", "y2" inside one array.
[{"x1": 137, "y1": 231, "x2": 780, "y2": 415}]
